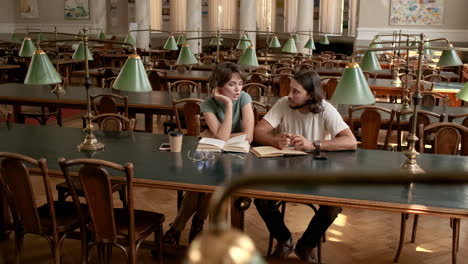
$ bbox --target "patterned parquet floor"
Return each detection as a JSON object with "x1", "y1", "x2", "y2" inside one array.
[{"x1": 0, "y1": 111, "x2": 466, "y2": 263}]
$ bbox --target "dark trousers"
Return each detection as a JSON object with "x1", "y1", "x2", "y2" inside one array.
[{"x1": 254, "y1": 198, "x2": 342, "y2": 248}]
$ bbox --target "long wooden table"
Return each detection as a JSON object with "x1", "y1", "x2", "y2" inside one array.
[{"x1": 2, "y1": 123, "x2": 468, "y2": 261}]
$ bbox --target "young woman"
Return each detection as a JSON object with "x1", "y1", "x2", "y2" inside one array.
[{"x1": 162, "y1": 61, "x2": 254, "y2": 245}]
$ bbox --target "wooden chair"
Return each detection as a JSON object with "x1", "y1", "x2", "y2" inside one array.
[
  {"x1": 101, "y1": 76, "x2": 117, "y2": 88},
  {"x1": 175, "y1": 64, "x2": 188, "y2": 72},
  {"x1": 320, "y1": 77, "x2": 340, "y2": 100},
  {"x1": 91, "y1": 93, "x2": 129, "y2": 117},
  {"x1": 0, "y1": 152, "x2": 85, "y2": 264},
  {"x1": 200, "y1": 56, "x2": 215, "y2": 64},
  {"x1": 168, "y1": 80, "x2": 202, "y2": 94},
  {"x1": 421, "y1": 91, "x2": 450, "y2": 106},
  {"x1": 448, "y1": 113, "x2": 468, "y2": 156},
  {"x1": 154, "y1": 59, "x2": 172, "y2": 69},
  {"x1": 348, "y1": 105, "x2": 396, "y2": 150},
  {"x1": 92, "y1": 113, "x2": 137, "y2": 132},
  {"x1": 147, "y1": 69, "x2": 168, "y2": 91},
  {"x1": 395, "y1": 109, "x2": 445, "y2": 152},
  {"x1": 423, "y1": 74, "x2": 449, "y2": 83},
  {"x1": 296, "y1": 63, "x2": 315, "y2": 71},
  {"x1": 271, "y1": 73, "x2": 293, "y2": 97},
  {"x1": 172, "y1": 98, "x2": 204, "y2": 137},
  {"x1": 251, "y1": 101, "x2": 270, "y2": 124},
  {"x1": 243, "y1": 82, "x2": 270, "y2": 97},
  {"x1": 394, "y1": 122, "x2": 468, "y2": 264},
  {"x1": 246, "y1": 73, "x2": 270, "y2": 87},
  {"x1": 274, "y1": 66, "x2": 295, "y2": 75},
  {"x1": 322, "y1": 61, "x2": 338, "y2": 69},
  {"x1": 58, "y1": 158, "x2": 165, "y2": 264},
  {"x1": 408, "y1": 80, "x2": 434, "y2": 93}
]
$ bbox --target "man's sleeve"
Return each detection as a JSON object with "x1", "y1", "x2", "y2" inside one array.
[{"x1": 262, "y1": 97, "x2": 286, "y2": 129}]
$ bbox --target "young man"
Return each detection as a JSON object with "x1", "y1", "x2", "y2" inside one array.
[{"x1": 253, "y1": 70, "x2": 357, "y2": 262}]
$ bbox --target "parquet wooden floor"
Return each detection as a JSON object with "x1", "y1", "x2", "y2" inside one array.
[{"x1": 0, "y1": 111, "x2": 466, "y2": 263}]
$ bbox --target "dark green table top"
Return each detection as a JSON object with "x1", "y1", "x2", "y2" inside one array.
[{"x1": 2, "y1": 124, "x2": 468, "y2": 216}]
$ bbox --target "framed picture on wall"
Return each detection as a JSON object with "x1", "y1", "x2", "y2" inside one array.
[
  {"x1": 390, "y1": 0, "x2": 444, "y2": 25},
  {"x1": 20, "y1": 0, "x2": 39, "y2": 18},
  {"x1": 64, "y1": 0, "x2": 90, "y2": 20}
]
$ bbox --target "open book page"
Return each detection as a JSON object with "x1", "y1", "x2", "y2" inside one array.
[
  {"x1": 250, "y1": 146, "x2": 307, "y2": 158},
  {"x1": 196, "y1": 134, "x2": 249, "y2": 153},
  {"x1": 197, "y1": 137, "x2": 226, "y2": 152}
]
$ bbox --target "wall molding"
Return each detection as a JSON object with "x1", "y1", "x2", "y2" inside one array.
[
  {"x1": 0, "y1": 23, "x2": 100, "y2": 34},
  {"x1": 357, "y1": 27, "x2": 468, "y2": 43}
]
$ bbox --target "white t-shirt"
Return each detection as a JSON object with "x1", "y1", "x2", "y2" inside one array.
[{"x1": 263, "y1": 97, "x2": 349, "y2": 141}]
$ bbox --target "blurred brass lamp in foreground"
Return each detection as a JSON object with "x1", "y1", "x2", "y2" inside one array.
[
  {"x1": 24, "y1": 27, "x2": 151, "y2": 152},
  {"x1": 334, "y1": 33, "x2": 467, "y2": 174},
  {"x1": 187, "y1": 171, "x2": 468, "y2": 264}
]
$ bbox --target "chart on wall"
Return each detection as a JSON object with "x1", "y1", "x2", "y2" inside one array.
[
  {"x1": 390, "y1": 0, "x2": 444, "y2": 25},
  {"x1": 64, "y1": 0, "x2": 90, "y2": 20}
]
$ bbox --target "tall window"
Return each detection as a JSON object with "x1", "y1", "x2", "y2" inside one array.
[
  {"x1": 319, "y1": 0, "x2": 344, "y2": 36},
  {"x1": 170, "y1": 0, "x2": 187, "y2": 32},
  {"x1": 208, "y1": 0, "x2": 237, "y2": 32},
  {"x1": 284, "y1": 0, "x2": 298, "y2": 33},
  {"x1": 257, "y1": 0, "x2": 276, "y2": 32},
  {"x1": 150, "y1": 0, "x2": 162, "y2": 30}
]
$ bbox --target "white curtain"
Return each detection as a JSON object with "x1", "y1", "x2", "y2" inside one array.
[
  {"x1": 170, "y1": 0, "x2": 187, "y2": 32},
  {"x1": 208, "y1": 0, "x2": 237, "y2": 32},
  {"x1": 284, "y1": 0, "x2": 298, "y2": 33},
  {"x1": 150, "y1": 0, "x2": 162, "y2": 30},
  {"x1": 347, "y1": 0, "x2": 358, "y2": 37},
  {"x1": 256, "y1": 0, "x2": 276, "y2": 32},
  {"x1": 319, "y1": 0, "x2": 344, "y2": 36}
]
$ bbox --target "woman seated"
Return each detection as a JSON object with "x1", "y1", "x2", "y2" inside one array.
[{"x1": 162, "y1": 61, "x2": 254, "y2": 245}]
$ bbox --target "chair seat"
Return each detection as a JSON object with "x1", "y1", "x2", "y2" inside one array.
[
  {"x1": 38, "y1": 201, "x2": 85, "y2": 234},
  {"x1": 114, "y1": 208, "x2": 165, "y2": 241},
  {"x1": 56, "y1": 177, "x2": 122, "y2": 198}
]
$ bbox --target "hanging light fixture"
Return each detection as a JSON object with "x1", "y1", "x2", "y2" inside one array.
[
  {"x1": 72, "y1": 42, "x2": 94, "y2": 61},
  {"x1": 360, "y1": 51, "x2": 382, "y2": 71},
  {"x1": 176, "y1": 44, "x2": 199, "y2": 65},
  {"x1": 332, "y1": 62, "x2": 375, "y2": 105},
  {"x1": 238, "y1": 45, "x2": 259, "y2": 67},
  {"x1": 236, "y1": 33, "x2": 250, "y2": 50},
  {"x1": 304, "y1": 38, "x2": 315, "y2": 50},
  {"x1": 436, "y1": 44, "x2": 463, "y2": 67},
  {"x1": 282, "y1": 37, "x2": 297, "y2": 53},
  {"x1": 24, "y1": 50, "x2": 62, "y2": 85},
  {"x1": 163, "y1": 35, "x2": 179, "y2": 50},
  {"x1": 269, "y1": 36, "x2": 281, "y2": 48},
  {"x1": 19, "y1": 37, "x2": 37, "y2": 57}
]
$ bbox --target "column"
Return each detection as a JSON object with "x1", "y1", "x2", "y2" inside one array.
[
  {"x1": 187, "y1": 0, "x2": 202, "y2": 55},
  {"x1": 296, "y1": 0, "x2": 314, "y2": 54},
  {"x1": 284, "y1": 0, "x2": 298, "y2": 33},
  {"x1": 239, "y1": 0, "x2": 256, "y2": 47},
  {"x1": 90, "y1": 0, "x2": 107, "y2": 33},
  {"x1": 135, "y1": 0, "x2": 150, "y2": 50}
]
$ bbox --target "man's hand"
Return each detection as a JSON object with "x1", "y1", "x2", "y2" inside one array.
[
  {"x1": 291, "y1": 134, "x2": 314, "y2": 151},
  {"x1": 275, "y1": 133, "x2": 292, "y2": 149}
]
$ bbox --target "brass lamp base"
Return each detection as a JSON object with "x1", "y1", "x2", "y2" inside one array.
[
  {"x1": 51, "y1": 83, "x2": 66, "y2": 95},
  {"x1": 77, "y1": 134, "x2": 105, "y2": 152},
  {"x1": 401, "y1": 149, "x2": 425, "y2": 174}
]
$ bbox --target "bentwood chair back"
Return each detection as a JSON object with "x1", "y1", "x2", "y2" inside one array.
[
  {"x1": 320, "y1": 77, "x2": 340, "y2": 100},
  {"x1": 246, "y1": 73, "x2": 270, "y2": 87},
  {"x1": 421, "y1": 91, "x2": 450, "y2": 107},
  {"x1": 243, "y1": 82, "x2": 271, "y2": 97},
  {"x1": 172, "y1": 98, "x2": 204, "y2": 137},
  {"x1": 448, "y1": 113, "x2": 468, "y2": 156},
  {"x1": 251, "y1": 101, "x2": 270, "y2": 125},
  {"x1": 169, "y1": 80, "x2": 202, "y2": 94},
  {"x1": 92, "y1": 113, "x2": 137, "y2": 132},
  {"x1": 147, "y1": 69, "x2": 168, "y2": 91},
  {"x1": 0, "y1": 152, "x2": 84, "y2": 264},
  {"x1": 59, "y1": 158, "x2": 165, "y2": 264}
]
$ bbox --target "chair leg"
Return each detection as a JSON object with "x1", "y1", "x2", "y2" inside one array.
[
  {"x1": 266, "y1": 235, "x2": 274, "y2": 257},
  {"x1": 156, "y1": 226, "x2": 163, "y2": 263},
  {"x1": 118, "y1": 186, "x2": 127, "y2": 209},
  {"x1": 177, "y1": 190, "x2": 183, "y2": 210},
  {"x1": 317, "y1": 239, "x2": 322, "y2": 264},
  {"x1": 14, "y1": 230, "x2": 24, "y2": 264},
  {"x1": 394, "y1": 213, "x2": 408, "y2": 263},
  {"x1": 452, "y1": 218, "x2": 460, "y2": 264},
  {"x1": 411, "y1": 215, "x2": 419, "y2": 243},
  {"x1": 57, "y1": 108, "x2": 62, "y2": 127},
  {"x1": 57, "y1": 190, "x2": 67, "y2": 202}
]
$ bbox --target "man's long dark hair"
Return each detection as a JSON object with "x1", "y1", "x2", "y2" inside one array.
[{"x1": 293, "y1": 70, "x2": 325, "y2": 114}]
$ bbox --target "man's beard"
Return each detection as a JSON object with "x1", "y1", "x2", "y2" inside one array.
[{"x1": 289, "y1": 100, "x2": 309, "y2": 110}]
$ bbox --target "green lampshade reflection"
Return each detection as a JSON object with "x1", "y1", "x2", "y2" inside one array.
[
  {"x1": 423, "y1": 42, "x2": 434, "y2": 56},
  {"x1": 304, "y1": 38, "x2": 315, "y2": 50},
  {"x1": 320, "y1": 35, "x2": 330, "y2": 45},
  {"x1": 113, "y1": 54, "x2": 152, "y2": 92},
  {"x1": 177, "y1": 35, "x2": 186, "y2": 46},
  {"x1": 360, "y1": 51, "x2": 382, "y2": 71},
  {"x1": 236, "y1": 34, "x2": 250, "y2": 50},
  {"x1": 98, "y1": 31, "x2": 107, "y2": 40},
  {"x1": 24, "y1": 50, "x2": 62, "y2": 85},
  {"x1": 176, "y1": 44, "x2": 199, "y2": 65},
  {"x1": 123, "y1": 34, "x2": 136, "y2": 47},
  {"x1": 456, "y1": 82, "x2": 468, "y2": 101},
  {"x1": 210, "y1": 37, "x2": 223, "y2": 46},
  {"x1": 238, "y1": 45, "x2": 259, "y2": 67},
  {"x1": 437, "y1": 45, "x2": 463, "y2": 67},
  {"x1": 281, "y1": 38, "x2": 297, "y2": 54},
  {"x1": 72, "y1": 42, "x2": 94, "y2": 61},
  {"x1": 292, "y1": 34, "x2": 300, "y2": 43},
  {"x1": 19, "y1": 37, "x2": 37, "y2": 57},
  {"x1": 10, "y1": 32, "x2": 23, "y2": 44},
  {"x1": 331, "y1": 62, "x2": 375, "y2": 105},
  {"x1": 269, "y1": 36, "x2": 281, "y2": 48},
  {"x1": 163, "y1": 36, "x2": 179, "y2": 50}
]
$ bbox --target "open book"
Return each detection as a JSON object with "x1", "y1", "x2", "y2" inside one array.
[
  {"x1": 196, "y1": 134, "x2": 250, "y2": 153},
  {"x1": 250, "y1": 146, "x2": 307, "y2": 158}
]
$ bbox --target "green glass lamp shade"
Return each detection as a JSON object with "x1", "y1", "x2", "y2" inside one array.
[
  {"x1": 304, "y1": 38, "x2": 316, "y2": 50},
  {"x1": 437, "y1": 45, "x2": 463, "y2": 67},
  {"x1": 456, "y1": 82, "x2": 468, "y2": 101},
  {"x1": 177, "y1": 35, "x2": 186, "y2": 46},
  {"x1": 98, "y1": 31, "x2": 107, "y2": 40},
  {"x1": 176, "y1": 44, "x2": 199, "y2": 65},
  {"x1": 320, "y1": 35, "x2": 330, "y2": 45},
  {"x1": 281, "y1": 38, "x2": 297, "y2": 54},
  {"x1": 72, "y1": 42, "x2": 94, "y2": 61},
  {"x1": 236, "y1": 34, "x2": 250, "y2": 50},
  {"x1": 331, "y1": 62, "x2": 375, "y2": 105},
  {"x1": 163, "y1": 36, "x2": 179, "y2": 50},
  {"x1": 269, "y1": 36, "x2": 281, "y2": 48},
  {"x1": 19, "y1": 37, "x2": 37, "y2": 57},
  {"x1": 369, "y1": 42, "x2": 383, "y2": 54},
  {"x1": 113, "y1": 54, "x2": 152, "y2": 92},
  {"x1": 360, "y1": 51, "x2": 382, "y2": 71},
  {"x1": 423, "y1": 42, "x2": 434, "y2": 56},
  {"x1": 123, "y1": 34, "x2": 136, "y2": 47},
  {"x1": 292, "y1": 34, "x2": 300, "y2": 43},
  {"x1": 10, "y1": 32, "x2": 23, "y2": 44},
  {"x1": 238, "y1": 46, "x2": 259, "y2": 67},
  {"x1": 210, "y1": 37, "x2": 223, "y2": 46},
  {"x1": 24, "y1": 50, "x2": 62, "y2": 85}
]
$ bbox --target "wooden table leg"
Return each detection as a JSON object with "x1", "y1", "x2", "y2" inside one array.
[{"x1": 144, "y1": 113, "x2": 153, "y2": 133}]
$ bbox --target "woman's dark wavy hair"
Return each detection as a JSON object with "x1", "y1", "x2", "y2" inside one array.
[
  {"x1": 293, "y1": 70, "x2": 325, "y2": 114},
  {"x1": 209, "y1": 62, "x2": 246, "y2": 89}
]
